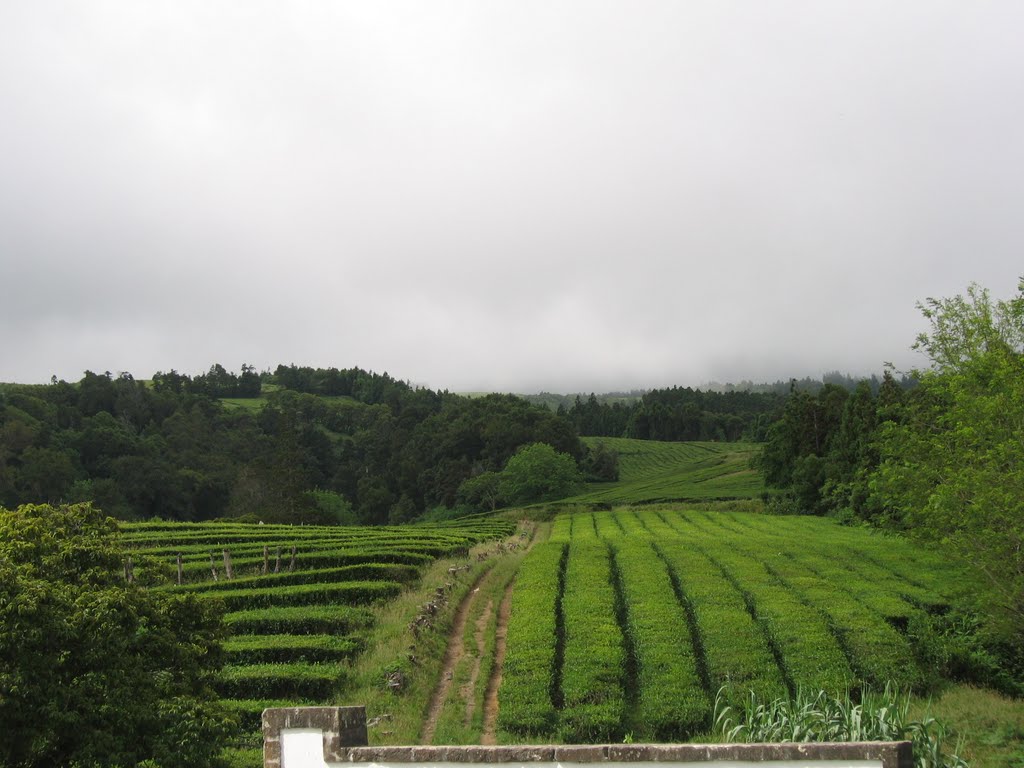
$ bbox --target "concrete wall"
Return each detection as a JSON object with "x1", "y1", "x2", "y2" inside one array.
[{"x1": 263, "y1": 707, "x2": 914, "y2": 768}]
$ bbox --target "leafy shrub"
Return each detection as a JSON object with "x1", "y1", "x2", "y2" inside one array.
[
  {"x1": 909, "y1": 610, "x2": 1024, "y2": 697},
  {"x1": 714, "y1": 686, "x2": 968, "y2": 768}
]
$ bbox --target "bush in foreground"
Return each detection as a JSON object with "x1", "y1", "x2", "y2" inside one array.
[{"x1": 0, "y1": 503, "x2": 234, "y2": 768}]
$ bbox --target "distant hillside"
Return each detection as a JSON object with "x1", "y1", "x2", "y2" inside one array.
[{"x1": 562, "y1": 437, "x2": 762, "y2": 506}]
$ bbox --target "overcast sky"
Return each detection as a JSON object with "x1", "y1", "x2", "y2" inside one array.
[{"x1": 1, "y1": 2, "x2": 1021, "y2": 393}]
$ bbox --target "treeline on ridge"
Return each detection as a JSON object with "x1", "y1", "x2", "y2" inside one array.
[
  {"x1": 0, "y1": 365, "x2": 580, "y2": 525},
  {"x1": 559, "y1": 388, "x2": 784, "y2": 442},
  {"x1": 1, "y1": 361, "x2": 913, "y2": 526}
]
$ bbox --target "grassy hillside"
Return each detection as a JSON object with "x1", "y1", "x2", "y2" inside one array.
[{"x1": 567, "y1": 437, "x2": 762, "y2": 505}]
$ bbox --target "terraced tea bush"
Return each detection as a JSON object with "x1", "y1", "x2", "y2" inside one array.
[
  {"x1": 216, "y1": 663, "x2": 346, "y2": 700},
  {"x1": 223, "y1": 604, "x2": 375, "y2": 635},
  {"x1": 194, "y1": 579, "x2": 403, "y2": 610},
  {"x1": 176, "y1": 562, "x2": 419, "y2": 593},
  {"x1": 223, "y1": 633, "x2": 364, "y2": 664}
]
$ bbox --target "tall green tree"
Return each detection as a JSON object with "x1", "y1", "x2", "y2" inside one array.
[
  {"x1": 0, "y1": 503, "x2": 233, "y2": 767},
  {"x1": 872, "y1": 282, "x2": 1024, "y2": 647},
  {"x1": 498, "y1": 442, "x2": 583, "y2": 505}
]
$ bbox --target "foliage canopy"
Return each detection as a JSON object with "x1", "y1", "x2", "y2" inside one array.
[
  {"x1": 0, "y1": 503, "x2": 232, "y2": 768},
  {"x1": 873, "y1": 282, "x2": 1024, "y2": 646}
]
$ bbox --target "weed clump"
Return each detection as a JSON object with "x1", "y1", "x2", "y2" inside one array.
[{"x1": 713, "y1": 685, "x2": 968, "y2": 768}]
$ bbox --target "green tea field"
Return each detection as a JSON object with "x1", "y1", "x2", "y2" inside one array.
[
  {"x1": 568, "y1": 438, "x2": 762, "y2": 505},
  {"x1": 120, "y1": 516, "x2": 515, "y2": 754},
  {"x1": 497, "y1": 506, "x2": 967, "y2": 742}
]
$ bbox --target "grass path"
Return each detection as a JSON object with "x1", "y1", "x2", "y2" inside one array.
[
  {"x1": 420, "y1": 524, "x2": 542, "y2": 745},
  {"x1": 481, "y1": 581, "x2": 515, "y2": 744},
  {"x1": 420, "y1": 570, "x2": 491, "y2": 743}
]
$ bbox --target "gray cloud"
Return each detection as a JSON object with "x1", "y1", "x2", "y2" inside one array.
[{"x1": 2, "y1": 1, "x2": 1022, "y2": 391}]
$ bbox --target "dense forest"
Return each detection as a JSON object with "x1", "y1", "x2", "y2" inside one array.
[
  {"x1": 561, "y1": 387, "x2": 784, "y2": 441},
  {"x1": 0, "y1": 365, "x2": 581, "y2": 525},
  {"x1": 0, "y1": 360, "x2": 925, "y2": 527},
  {"x1": 544, "y1": 374, "x2": 915, "y2": 443}
]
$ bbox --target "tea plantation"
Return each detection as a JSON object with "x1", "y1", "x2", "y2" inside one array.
[
  {"x1": 498, "y1": 506, "x2": 969, "y2": 742},
  {"x1": 567, "y1": 437, "x2": 762, "y2": 504},
  {"x1": 120, "y1": 517, "x2": 514, "y2": 746}
]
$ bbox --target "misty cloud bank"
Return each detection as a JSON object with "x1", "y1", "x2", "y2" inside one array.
[{"x1": 2, "y1": 3, "x2": 1021, "y2": 391}]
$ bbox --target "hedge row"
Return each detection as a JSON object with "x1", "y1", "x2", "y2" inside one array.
[
  {"x1": 726, "y1": 513, "x2": 961, "y2": 599},
  {"x1": 195, "y1": 579, "x2": 403, "y2": 610},
  {"x1": 647, "y1": 538, "x2": 786, "y2": 708},
  {"x1": 224, "y1": 604, "x2": 376, "y2": 635},
  {"x1": 215, "y1": 662, "x2": 345, "y2": 699},
  {"x1": 498, "y1": 542, "x2": 565, "y2": 736},
  {"x1": 223, "y1": 633, "x2": 364, "y2": 664},
  {"x1": 766, "y1": 556, "x2": 922, "y2": 690},
  {"x1": 177, "y1": 562, "x2": 419, "y2": 593},
  {"x1": 613, "y1": 539, "x2": 708, "y2": 739},
  {"x1": 559, "y1": 541, "x2": 624, "y2": 741},
  {"x1": 695, "y1": 543, "x2": 854, "y2": 694},
  {"x1": 714, "y1": 513, "x2": 948, "y2": 617},
  {"x1": 679, "y1": 510, "x2": 922, "y2": 690}
]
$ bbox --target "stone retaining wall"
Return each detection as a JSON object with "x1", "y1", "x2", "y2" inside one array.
[{"x1": 263, "y1": 707, "x2": 913, "y2": 768}]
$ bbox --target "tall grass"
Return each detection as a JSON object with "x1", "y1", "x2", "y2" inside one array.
[{"x1": 713, "y1": 685, "x2": 968, "y2": 768}]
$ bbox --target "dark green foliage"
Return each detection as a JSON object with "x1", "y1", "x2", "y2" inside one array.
[
  {"x1": 558, "y1": 388, "x2": 784, "y2": 442},
  {"x1": 0, "y1": 503, "x2": 233, "y2": 768},
  {"x1": 626, "y1": 387, "x2": 784, "y2": 442},
  {"x1": 581, "y1": 440, "x2": 620, "y2": 481},
  {"x1": 0, "y1": 364, "x2": 581, "y2": 524},
  {"x1": 756, "y1": 374, "x2": 904, "y2": 518}
]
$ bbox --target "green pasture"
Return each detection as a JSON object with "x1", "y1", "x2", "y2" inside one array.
[
  {"x1": 567, "y1": 437, "x2": 763, "y2": 505},
  {"x1": 220, "y1": 393, "x2": 361, "y2": 411}
]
